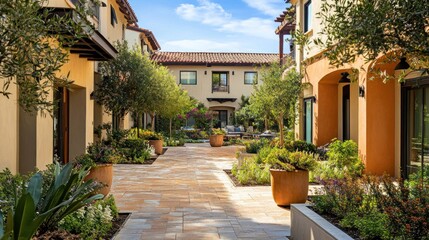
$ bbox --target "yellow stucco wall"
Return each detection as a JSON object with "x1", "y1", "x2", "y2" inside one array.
[
  {"x1": 0, "y1": 81, "x2": 18, "y2": 173},
  {"x1": 165, "y1": 65, "x2": 260, "y2": 110}
]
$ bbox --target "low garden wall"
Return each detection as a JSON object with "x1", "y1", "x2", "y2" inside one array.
[{"x1": 290, "y1": 204, "x2": 353, "y2": 240}]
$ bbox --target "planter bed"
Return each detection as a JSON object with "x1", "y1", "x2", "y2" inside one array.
[
  {"x1": 36, "y1": 212, "x2": 131, "y2": 240},
  {"x1": 290, "y1": 204, "x2": 354, "y2": 240},
  {"x1": 223, "y1": 169, "x2": 270, "y2": 187}
]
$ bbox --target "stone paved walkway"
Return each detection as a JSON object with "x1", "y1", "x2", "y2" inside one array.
[{"x1": 112, "y1": 143, "x2": 291, "y2": 240}]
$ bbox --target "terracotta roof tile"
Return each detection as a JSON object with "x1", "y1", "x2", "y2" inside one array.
[{"x1": 151, "y1": 52, "x2": 279, "y2": 66}]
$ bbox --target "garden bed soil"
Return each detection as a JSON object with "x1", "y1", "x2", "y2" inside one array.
[
  {"x1": 34, "y1": 213, "x2": 130, "y2": 240},
  {"x1": 223, "y1": 169, "x2": 270, "y2": 187}
]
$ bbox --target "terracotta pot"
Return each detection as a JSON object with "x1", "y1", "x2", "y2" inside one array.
[
  {"x1": 209, "y1": 135, "x2": 224, "y2": 147},
  {"x1": 149, "y1": 139, "x2": 163, "y2": 155},
  {"x1": 85, "y1": 164, "x2": 113, "y2": 196},
  {"x1": 270, "y1": 169, "x2": 309, "y2": 206}
]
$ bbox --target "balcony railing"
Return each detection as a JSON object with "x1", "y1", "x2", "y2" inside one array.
[{"x1": 212, "y1": 85, "x2": 229, "y2": 93}]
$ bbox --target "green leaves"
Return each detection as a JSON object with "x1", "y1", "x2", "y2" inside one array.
[
  {"x1": 0, "y1": 162, "x2": 102, "y2": 239},
  {"x1": 315, "y1": 0, "x2": 429, "y2": 69},
  {"x1": 0, "y1": 0, "x2": 95, "y2": 112}
]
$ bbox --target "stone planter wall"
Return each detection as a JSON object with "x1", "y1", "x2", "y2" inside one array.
[{"x1": 291, "y1": 204, "x2": 353, "y2": 240}]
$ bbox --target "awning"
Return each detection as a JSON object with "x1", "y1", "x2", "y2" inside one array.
[{"x1": 207, "y1": 98, "x2": 237, "y2": 103}]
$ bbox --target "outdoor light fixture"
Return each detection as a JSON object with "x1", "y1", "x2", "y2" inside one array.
[
  {"x1": 359, "y1": 85, "x2": 365, "y2": 97},
  {"x1": 101, "y1": 2, "x2": 107, "y2": 7},
  {"x1": 232, "y1": 71, "x2": 235, "y2": 75},
  {"x1": 204, "y1": 71, "x2": 207, "y2": 75},
  {"x1": 395, "y1": 57, "x2": 410, "y2": 70},
  {"x1": 339, "y1": 72, "x2": 350, "y2": 83}
]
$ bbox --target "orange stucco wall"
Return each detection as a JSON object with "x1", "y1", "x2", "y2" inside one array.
[
  {"x1": 316, "y1": 83, "x2": 338, "y2": 146},
  {"x1": 299, "y1": 56, "x2": 398, "y2": 176}
]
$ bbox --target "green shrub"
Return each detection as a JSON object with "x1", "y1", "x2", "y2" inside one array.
[
  {"x1": 59, "y1": 195, "x2": 118, "y2": 239},
  {"x1": 314, "y1": 140, "x2": 364, "y2": 180},
  {"x1": 164, "y1": 137, "x2": 185, "y2": 147},
  {"x1": 118, "y1": 138, "x2": 150, "y2": 164},
  {"x1": 0, "y1": 163, "x2": 103, "y2": 239},
  {"x1": 244, "y1": 138, "x2": 270, "y2": 154},
  {"x1": 256, "y1": 146, "x2": 273, "y2": 164},
  {"x1": 285, "y1": 140, "x2": 317, "y2": 153},
  {"x1": 264, "y1": 148, "x2": 318, "y2": 171},
  {"x1": 340, "y1": 212, "x2": 389, "y2": 240},
  {"x1": 231, "y1": 158, "x2": 270, "y2": 185}
]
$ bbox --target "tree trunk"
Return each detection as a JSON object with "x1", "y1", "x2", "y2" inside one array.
[
  {"x1": 264, "y1": 117, "x2": 269, "y2": 131},
  {"x1": 169, "y1": 118, "x2": 173, "y2": 138},
  {"x1": 150, "y1": 113, "x2": 156, "y2": 131},
  {"x1": 278, "y1": 114, "x2": 284, "y2": 146}
]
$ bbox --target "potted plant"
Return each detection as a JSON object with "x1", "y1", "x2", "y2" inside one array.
[
  {"x1": 147, "y1": 132, "x2": 164, "y2": 155},
  {"x1": 265, "y1": 148, "x2": 317, "y2": 206},
  {"x1": 132, "y1": 128, "x2": 164, "y2": 155},
  {"x1": 76, "y1": 142, "x2": 120, "y2": 196},
  {"x1": 209, "y1": 128, "x2": 226, "y2": 147}
]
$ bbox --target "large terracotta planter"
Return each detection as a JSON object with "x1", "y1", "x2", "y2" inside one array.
[
  {"x1": 270, "y1": 169, "x2": 309, "y2": 206},
  {"x1": 149, "y1": 139, "x2": 163, "y2": 155},
  {"x1": 209, "y1": 135, "x2": 224, "y2": 147},
  {"x1": 85, "y1": 164, "x2": 113, "y2": 196}
]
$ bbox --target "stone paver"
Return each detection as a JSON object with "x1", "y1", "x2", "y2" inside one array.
[{"x1": 112, "y1": 143, "x2": 291, "y2": 240}]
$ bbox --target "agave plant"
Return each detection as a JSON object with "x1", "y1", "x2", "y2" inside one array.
[{"x1": 0, "y1": 162, "x2": 103, "y2": 240}]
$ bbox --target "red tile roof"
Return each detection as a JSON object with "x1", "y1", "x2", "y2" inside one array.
[
  {"x1": 151, "y1": 52, "x2": 279, "y2": 66},
  {"x1": 127, "y1": 26, "x2": 161, "y2": 51}
]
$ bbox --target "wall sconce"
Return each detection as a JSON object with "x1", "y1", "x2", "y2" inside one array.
[
  {"x1": 232, "y1": 71, "x2": 235, "y2": 75},
  {"x1": 359, "y1": 85, "x2": 365, "y2": 97},
  {"x1": 204, "y1": 71, "x2": 207, "y2": 75},
  {"x1": 394, "y1": 57, "x2": 410, "y2": 70},
  {"x1": 101, "y1": 2, "x2": 107, "y2": 7},
  {"x1": 339, "y1": 72, "x2": 350, "y2": 83}
]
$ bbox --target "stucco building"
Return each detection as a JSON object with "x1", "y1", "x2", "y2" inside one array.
[
  {"x1": 280, "y1": 0, "x2": 428, "y2": 178},
  {"x1": 0, "y1": 0, "x2": 138, "y2": 173},
  {"x1": 151, "y1": 52, "x2": 278, "y2": 128}
]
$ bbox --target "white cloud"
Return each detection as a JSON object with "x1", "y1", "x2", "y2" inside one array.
[
  {"x1": 242, "y1": 0, "x2": 285, "y2": 17},
  {"x1": 220, "y1": 17, "x2": 277, "y2": 40},
  {"x1": 175, "y1": 0, "x2": 277, "y2": 40},
  {"x1": 163, "y1": 39, "x2": 243, "y2": 52},
  {"x1": 176, "y1": 0, "x2": 231, "y2": 26}
]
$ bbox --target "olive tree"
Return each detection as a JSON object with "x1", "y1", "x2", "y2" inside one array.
[
  {"x1": 249, "y1": 60, "x2": 302, "y2": 146},
  {"x1": 0, "y1": 0, "x2": 95, "y2": 112},
  {"x1": 313, "y1": 0, "x2": 429, "y2": 78}
]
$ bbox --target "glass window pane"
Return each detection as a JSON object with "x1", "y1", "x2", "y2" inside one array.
[
  {"x1": 244, "y1": 72, "x2": 257, "y2": 84},
  {"x1": 180, "y1": 71, "x2": 196, "y2": 85},
  {"x1": 304, "y1": 0, "x2": 312, "y2": 32},
  {"x1": 408, "y1": 89, "x2": 423, "y2": 175},
  {"x1": 305, "y1": 100, "x2": 312, "y2": 143}
]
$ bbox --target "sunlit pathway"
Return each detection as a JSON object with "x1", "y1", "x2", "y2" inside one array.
[{"x1": 112, "y1": 143, "x2": 290, "y2": 240}]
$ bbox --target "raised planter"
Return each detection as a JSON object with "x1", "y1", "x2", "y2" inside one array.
[
  {"x1": 209, "y1": 135, "x2": 224, "y2": 147},
  {"x1": 291, "y1": 204, "x2": 353, "y2": 240},
  {"x1": 148, "y1": 139, "x2": 163, "y2": 155},
  {"x1": 85, "y1": 163, "x2": 113, "y2": 196},
  {"x1": 270, "y1": 169, "x2": 308, "y2": 206}
]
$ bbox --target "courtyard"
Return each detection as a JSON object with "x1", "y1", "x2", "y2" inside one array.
[{"x1": 113, "y1": 144, "x2": 291, "y2": 240}]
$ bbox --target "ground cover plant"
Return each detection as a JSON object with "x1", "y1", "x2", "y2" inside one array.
[
  {"x1": 312, "y1": 173, "x2": 429, "y2": 239},
  {"x1": 231, "y1": 140, "x2": 319, "y2": 185},
  {"x1": 313, "y1": 139, "x2": 364, "y2": 180},
  {"x1": 0, "y1": 163, "x2": 104, "y2": 239}
]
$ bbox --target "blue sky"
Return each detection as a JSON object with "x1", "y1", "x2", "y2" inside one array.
[{"x1": 128, "y1": 0, "x2": 288, "y2": 53}]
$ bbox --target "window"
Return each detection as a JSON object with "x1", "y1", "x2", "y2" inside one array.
[
  {"x1": 304, "y1": 0, "x2": 312, "y2": 32},
  {"x1": 401, "y1": 79, "x2": 429, "y2": 178},
  {"x1": 303, "y1": 97, "x2": 314, "y2": 143},
  {"x1": 110, "y1": 5, "x2": 117, "y2": 26},
  {"x1": 180, "y1": 71, "x2": 197, "y2": 85},
  {"x1": 212, "y1": 72, "x2": 229, "y2": 92},
  {"x1": 244, "y1": 72, "x2": 258, "y2": 85}
]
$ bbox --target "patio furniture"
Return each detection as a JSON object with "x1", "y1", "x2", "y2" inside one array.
[{"x1": 225, "y1": 125, "x2": 245, "y2": 139}]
